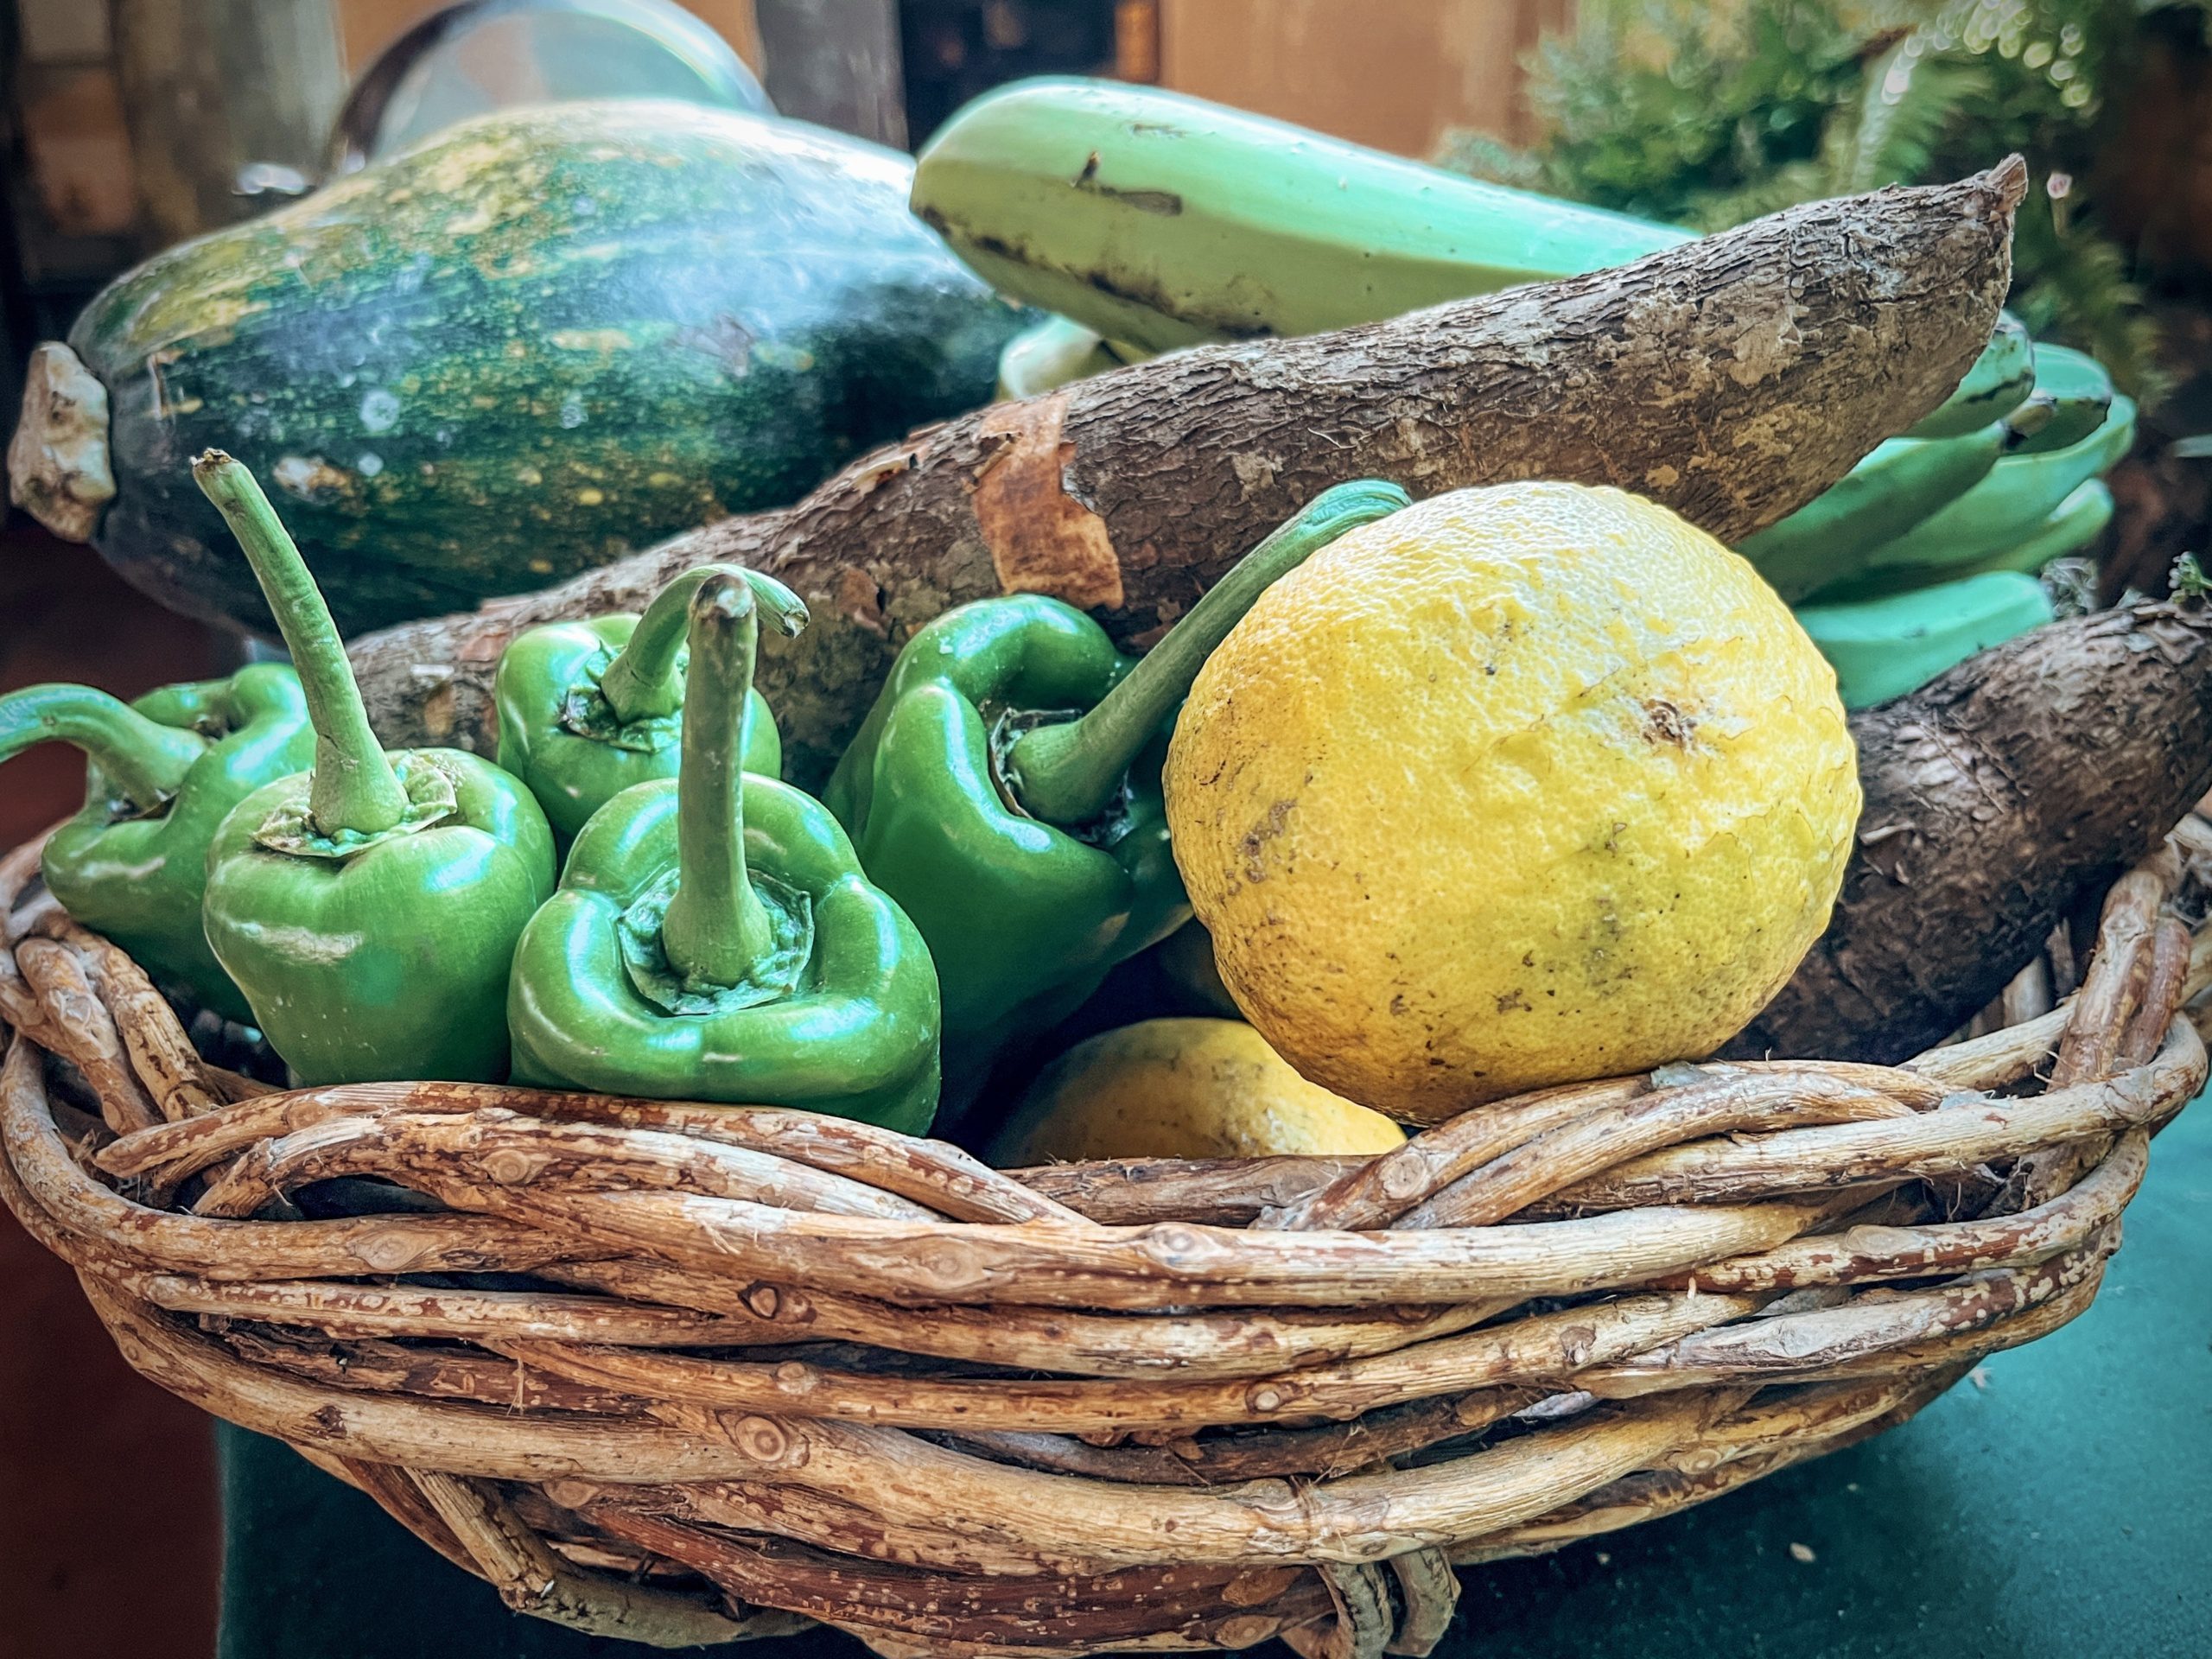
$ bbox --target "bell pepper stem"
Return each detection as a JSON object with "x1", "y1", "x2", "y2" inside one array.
[
  {"x1": 598, "y1": 568, "x2": 717, "y2": 724},
  {"x1": 660, "y1": 574, "x2": 778, "y2": 986},
  {"x1": 1005, "y1": 479, "x2": 1412, "y2": 825},
  {"x1": 0, "y1": 684, "x2": 208, "y2": 814},
  {"x1": 194, "y1": 451, "x2": 411, "y2": 838},
  {"x1": 599, "y1": 565, "x2": 810, "y2": 725}
]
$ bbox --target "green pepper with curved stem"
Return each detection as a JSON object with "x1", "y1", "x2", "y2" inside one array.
[
  {"x1": 0, "y1": 666, "x2": 313, "y2": 1020},
  {"x1": 508, "y1": 571, "x2": 939, "y2": 1129},
  {"x1": 194, "y1": 452, "x2": 556, "y2": 1084},
  {"x1": 494, "y1": 563, "x2": 798, "y2": 844},
  {"x1": 823, "y1": 479, "x2": 1408, "y2": 1113}
]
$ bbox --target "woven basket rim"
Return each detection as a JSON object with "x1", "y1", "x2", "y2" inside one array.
[{"x1": 1, "y1": 823, "x2": 2203, "y2": 1656}]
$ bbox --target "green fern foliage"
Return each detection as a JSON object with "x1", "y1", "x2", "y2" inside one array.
[{"x1": 1438, "y1": 0, "x2": 2200, "y2": 397}]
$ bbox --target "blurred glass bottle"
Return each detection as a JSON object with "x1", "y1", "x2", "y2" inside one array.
[{"x1": 326, "y1": 0, "x2": 771, "y2": 177}]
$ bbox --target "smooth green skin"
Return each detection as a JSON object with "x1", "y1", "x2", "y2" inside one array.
[
  {"x1": 1738, "y1": 420, "x2": 2010, "y2": 601},
  {"x1": 823, "y1": 480, "x2": 1409, "y2": 1113},
  {"x1": 494, "y1": 615, "x2": 782, "y2": 846},
  {"x1": 1812, "y1": 396, "x2": 2137, "y2": 595},
  {"x1": 1796, "y1": 569, "x2": 2054, "y2": 710},
  {"x1": 1789, "y1": 478, "x2": 2115, "y2": 606},
  {"x1": 193, "y1": 450, "x2": 556, "y2": 1084},
  {"x1": 1903, "y1": 311, "x2": 2035, "y2": 439},
  {"x1": 510, "y1": 571, "x2": 938, "y2": 1128},
  {"x1": 507, "y1": 774, "x2": 940, "y2": 1131},
  {"x1": 1, "y1": 665, "x2": 312, "y2": 1021},
  {"x1": 67, "y1": 100, "x2": 1025, "y2": 638},
  {"x1": 2005, "y1": 343, "x2": 2114, "y2": 456},
  {"x1": 204, "y1": 751, "x2": 555, "y2": 1083},
  {"x1": 914, "y1": 78, "x2": 1689, "y2": 353},
  {"x1": 821, "y1": 596, "x2": 1173, "y2": 1109},
  {"x1": 995, "y1": 314, "x2": 1148, "y2": 399},
  {"x1": 1967, "y1": 478, "x2": 2115, "y2": 575}
]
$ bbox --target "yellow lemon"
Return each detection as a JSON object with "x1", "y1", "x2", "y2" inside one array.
[
  {"x1": 1164, "y1": 481, "x2": 1859, "y2": 1123},
  {"x1": 989, "y1": 1018, "x2": 1405, "y2": 1163}
]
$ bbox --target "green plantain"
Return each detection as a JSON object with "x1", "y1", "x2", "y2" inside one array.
[
  {"x1": 1903, "y1": 313, "x2": 2035, "y2": 439},
  {"x1": 1796, "y1": 570, "x2": 2055, "y2": 709},
  {"x1": 912, "y1": 78, "x2": 1689, "y2": 354},
  {"x1": 1955, "y1": 479, "x2": 2116, "y2": 578},
  {"x1": 1801, "y1": 478, "x2": 2116, "y2": 604},
  {"x1": 1833, "y1": 397, "x2": 2137, "y2": 588},
  {"x1": 2005, "y1": 344, "x2": 2113, "y2": 457},
  {"x1": 1738, "y1": 418, "x2": 2018, "y2": 601}
]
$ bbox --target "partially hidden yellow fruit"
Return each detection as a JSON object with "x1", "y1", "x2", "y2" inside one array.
[
  {"x1": 1164, "y1": 481, "x2": 1860, "y2": 1124},
  {"x1": 989, "y1": 1018, "x2": 1406, "y2": 1163}
]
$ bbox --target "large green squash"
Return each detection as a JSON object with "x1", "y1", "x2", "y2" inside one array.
[{"x1": 11, "y1": 100, "x2": 1023, "y2": 637}]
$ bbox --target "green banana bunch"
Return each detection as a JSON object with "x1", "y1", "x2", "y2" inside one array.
[
  {"x1": 916, "y1": 78, "x2": 1690, "y2": 354},
  {"x1": 1747, "y1": 353, "x2": 2102, "y2": 709},
  {"x1": 1739, "y1": 414, "x2": 2025, "y2": 602},
  {"x1": 2006, "y1": 345, "x2": 2113, "y2": 455},
  {"x1": 1899, "y1": 315, "x2": 2035, "y2": 439},
  {"x1": 1747, "y1": 339, "x2": 2124, "y2": 599},
  {"x1": 1796, "y1": 571, "x2": 2055, "y2": 709},
  {"x1": 1834, "y1": 396, "x2": 2133, "y2": 589},
  {"x1": 1777, "y1": 342, "x2": 2128, "y2": 709},
  {"x1": 1815, "y1": 477, "x2": 2117, "y2": 607},
  {"x1": 1974, "y1": 480, "x2": 2115, "y2": 575}
]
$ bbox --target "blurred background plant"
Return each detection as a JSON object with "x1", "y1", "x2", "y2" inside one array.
[{"x1": 1440, "y1": 0, "x2": 2212, "y2": 403}]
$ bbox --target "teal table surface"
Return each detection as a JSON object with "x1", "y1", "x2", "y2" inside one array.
[{"x1": 218, "y1": 1101, "x2": 2212, "y2": 1659}]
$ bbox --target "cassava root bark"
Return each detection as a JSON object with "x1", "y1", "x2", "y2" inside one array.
[
  {"x1": 347, "y1": 162, "x2": 2027, "y2": 781},
  {"x1": 1731, "y1": 599, "x2": 2212, "y2": 1063}
]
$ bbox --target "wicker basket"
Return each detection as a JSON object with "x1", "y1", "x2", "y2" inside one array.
[{"x1": 0, "y1": 818, "x2": 2204, "y2": 1659}]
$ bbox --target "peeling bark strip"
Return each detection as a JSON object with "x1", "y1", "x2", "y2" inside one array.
[
  {"x1": 973, "y1": 392, "x2": 1125, "y2": 609},
  {"x1": 348, "y1": 162, "x2": 2026, "y2": 781}
]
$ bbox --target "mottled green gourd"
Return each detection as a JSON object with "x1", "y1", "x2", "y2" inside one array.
[
  {"x1": 35, "y1": 101, "x2": 1025, "y2": 637},
  {"x1": 823, "y1": 480, "x2": 1408, "y2": 1123},
  {"x1": 194, "y1": 453, "x2": 555, "y2": 1084},
  {"x1": 508, "y1": 572, "x2": 940, "y2": 1129},
  {"x1": 494, "y1": 564, "x2": 797, "y2": 845},
  {"x1": 0, "y1": 666, "x2": 314, "y2": 1020}
]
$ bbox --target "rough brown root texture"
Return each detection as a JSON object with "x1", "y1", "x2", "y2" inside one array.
[
  {"x1": 1730, "y1": 600, "x2": 2212, "y2": 1064},
  {"x1": 349, "y1": 162, "x2": 2026, "y2": 782}
]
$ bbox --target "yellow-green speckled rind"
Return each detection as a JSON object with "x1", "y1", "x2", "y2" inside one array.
[
  {"x1": 73, "y1": 100, "x2": 1023, "y2": 637},
  {"x1": 1165, "y1": 482, "x2": 1861, "y2": 1124}
]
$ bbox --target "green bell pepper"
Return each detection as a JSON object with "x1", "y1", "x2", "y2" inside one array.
[
  {"x1": 0, "y1": 665, "x2": 313, "y2": 1020},
  {"x1": 493, "y1": 564, "x2": 791, "y2": 844},
  {"x1": 194, "y1": 452, "x2": 556, "y2": 1084},
  {"x1": 823, "y1": 479, "x2": 1408, "y2": 1113},
  {"x1": 508, "y1": 571, "x2": 940, "y2": 1130}
]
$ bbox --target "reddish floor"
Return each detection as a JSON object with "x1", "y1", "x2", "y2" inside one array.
[{"x1": 0, "y1": 523, "x2": 227, "y2": 1659}]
